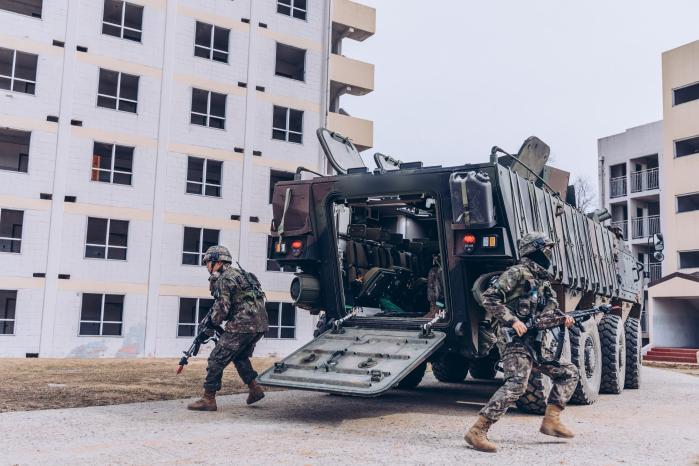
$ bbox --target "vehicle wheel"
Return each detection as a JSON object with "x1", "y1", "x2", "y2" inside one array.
[
  {"x1": 516, "y1": 370, "x2": 551, "y2": 415},
  {"x1": 570, "y1": 321, "x2": 602, "y2": 405},
  {"x1": 599, "y1": 314, "x2": 626, "y2": 394},
  {"x1": 469, "y1": 350, "x2": 499, "y2": 379},
  {"x1": 431, "y1": 353, "x2": 470, "y2": 383},
  {"x1": 624, "y1": 317, "x2": 642, "y2": 389},
  {"x1": 396, "y1": 362, "x2": 427, "y2": 389}
]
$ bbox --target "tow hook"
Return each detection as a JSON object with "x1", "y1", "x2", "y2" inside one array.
[{"x1": 421, "y1": 310, "x2": 446, "y2": 338}]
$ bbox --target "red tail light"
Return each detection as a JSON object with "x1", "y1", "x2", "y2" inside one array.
[
  {"x1": 463, "y1": 234, "x2": 476, "y2": 245},
  {"x1": 291, "y1": 240, "x2": 303, "y2": 249}
]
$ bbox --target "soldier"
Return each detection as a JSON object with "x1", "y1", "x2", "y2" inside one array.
[
  {"x1": 465, "y1": 232, "x2": 579, "y2": 453},
  {"x1": 187, "y1": 245, "x2": 269, "y2": 411}
]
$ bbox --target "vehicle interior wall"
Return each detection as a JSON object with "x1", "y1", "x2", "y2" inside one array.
[{"x1": 333, "y1": 194, "x2": 444, "y2": 319}]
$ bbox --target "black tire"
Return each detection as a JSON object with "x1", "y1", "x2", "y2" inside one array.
[
  {"x1": 570, "y1": 321, "x2": 602, "y2": 405},
  {"x1": 516, "y1": 370, "x2": 551, "y2": 415},
  {"x1": 624, "y1": 317, "x2": 642, "y2": 389},
  {"x1": 431, "y1": 353, "x2": 470, "y2": 383},
  {"x1": 469, "y1": 350, "x2": 499, "y2": 380},
  {"x1": 397, "y1": 362, "x2": 427, "y2": 389},
  {"x1": 599, "y1": 314, "x2": 626, "y2": 394}
]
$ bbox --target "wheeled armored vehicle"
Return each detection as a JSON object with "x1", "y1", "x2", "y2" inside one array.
[{"x1": 258, "y1": 129, "x2": 646, "y2": 413}]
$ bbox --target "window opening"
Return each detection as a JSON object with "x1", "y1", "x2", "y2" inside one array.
[
  {"x1": 97, "y1": 69, "x2": 139, "y2": 113},
  {"x1": 0, "y1": 209, "x2": 23, "y2": 253},
  {"x1": 186, "y1": 156, "x2": 222, "y2": 197},
  {"x1": 0, "y1": 47, "x2": 38, "y2": 94},
  {"x1": 79, "y1": 293, "x2": 124, "y2": 336},
  {"x1": 194, "y1": 21, "x2": 230, "y2": 63},
  {"x1": 275, "y1": 43, "x2": 305, "y2": 81},
  {"x1": 265, "y1": 302, "x2": 296, "y2": 338},
  {"x1": 272, "y1": 106, "x2": 303, "y2": 143},
  {"x1": 85, "y1": 217, "x2": 129, "y2": 260},
  {"x1": 0, "y1": 127, "x2": 30, "y2": 173},
  {"x1": 182, "y1": 227, "x2": 219, "y2": 265},
  {"x1": 177, "y1": 297, "x2": 214, "y2": 337},
  {"x1": 190, "y1": 88, "x2": 226, "y2": 129},
  {"x1": 91, "y1": 142, "x2": 133, "y2": 185},
  {"x1": 102, "y1": 0, "x2": 143, "y2": 42}
]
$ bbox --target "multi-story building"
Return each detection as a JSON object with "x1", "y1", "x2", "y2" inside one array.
[
  {"x1": 599, "y1": 39, "x2": 699, "y2": 349},
  {"x1": 647, "y1": 39, "x2": 699, "y2": 349},
  {"x1": 0, "y1": 0, "x2": 376, "y2": 358},
  {"x1": 597, "y1": 121, "x2": 663, "y2": 337}
]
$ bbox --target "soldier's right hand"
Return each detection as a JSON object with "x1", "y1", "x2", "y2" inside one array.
[{"x1": 512, "y1": 320, "x2": 528, "y2": 337}]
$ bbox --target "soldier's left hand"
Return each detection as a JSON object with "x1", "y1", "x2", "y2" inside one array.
[{"x1": 564, "y1": 315, "x2": 575, "y2": 328}]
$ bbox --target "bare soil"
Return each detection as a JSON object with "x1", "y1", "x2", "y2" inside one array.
[
  {"x1": 643, "y1": 360, "x2": 699, "y2": 377},
  {"x1": 0, "y1": 357, "x2": 276, "y2": 412}
]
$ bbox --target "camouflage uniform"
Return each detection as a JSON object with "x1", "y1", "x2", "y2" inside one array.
[
  {"x1": 478, "y1": 257, "x2": 579, "y2": 421},
  {"x1": 425, "y1": 258, "x2": 444, "y2": 318},
  {"x1": 203, "y1": 263, "x2": 269, "y2": 392}
]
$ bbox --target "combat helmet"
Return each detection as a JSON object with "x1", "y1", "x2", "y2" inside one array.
[
  {"x1": 202, "y1": 245, "x2": 233, "y2": 264},
  {"x1": 518, "y1": 232, "x2": 555, "y2": 257}
]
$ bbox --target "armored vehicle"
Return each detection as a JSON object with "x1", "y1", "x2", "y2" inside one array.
[{"x1": 258, "y1": 129, "x2": 646, "y2": 413}]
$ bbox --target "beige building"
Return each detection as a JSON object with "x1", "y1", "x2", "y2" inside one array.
[{"x1": 647, "y1": 39, "x2": 699, "y2": 349}]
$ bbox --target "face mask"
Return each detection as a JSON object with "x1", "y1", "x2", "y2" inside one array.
[{"x1": 528, "y1": 250, "x2": 551, "y2": 270}]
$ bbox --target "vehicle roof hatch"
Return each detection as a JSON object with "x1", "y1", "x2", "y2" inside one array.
[
  {"x1": 258, "y1": 327, "x2": 445, "y2": 396},
  {"x1": 317, "y1": 128, "x2": 366, "y2": 175}
]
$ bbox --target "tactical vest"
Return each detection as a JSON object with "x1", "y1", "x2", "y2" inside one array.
[{"x1": 229, "y1": 266, "x2": 265, "y2": 304}]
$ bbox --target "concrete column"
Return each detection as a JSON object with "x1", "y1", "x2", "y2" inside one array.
[
  {"x1": 143, "y1": 0, "x2": 178, "y2": 357},
  {"x1": 38, "y1": 0, "x2": 81, "y2": 357}
]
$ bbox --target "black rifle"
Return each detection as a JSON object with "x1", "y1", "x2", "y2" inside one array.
[
  {"x1": 176, "y1": 314, "x2": 224, "y2": 374},
  {"x1": 504, "y1": 304, "x2": 616, "y2": 364}
]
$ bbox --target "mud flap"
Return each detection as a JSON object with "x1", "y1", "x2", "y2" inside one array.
[{"x1": 258, "y1": 327, "x2": 446, "y2": 396}]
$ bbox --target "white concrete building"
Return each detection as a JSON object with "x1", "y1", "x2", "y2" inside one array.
[
  {"x1": 0, "y1": 0, "x2": 376, "y2": 358},
  {"x1": 598, "y1": 39, "x2": 699, "y2": 351},
  {"x1": 597, "y1": 121, "x2": 663, "y2": 339}
]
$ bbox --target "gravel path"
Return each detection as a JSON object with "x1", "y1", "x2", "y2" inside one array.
[{"x1": 1, "y1": 366, "x2": 697, "y2": 465}]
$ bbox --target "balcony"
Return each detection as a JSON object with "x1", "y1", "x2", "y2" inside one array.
[
  {"x1": 611, "y1": 220, "x2": 628, "y2": 240},
  {"x1": 631, "y1": 215, "x2": 660, "y2": 239},
  {"x1": 332, "y1": 0, "x2": 376, "y2": 41},
  {"x1": 327, "y1": 111, "x2": 373, "y2": 151},
  {"x1": 610, "y1": 176, "x2": 627, "y2": 198},
  {"x1": 330, "y1": 54, "x2": 374, "y2": 96},
  {"x1": 630, "y1": 168, "x2": 659, "y2": 193},
  {"x1": 647, "y1": 262, "x2": 662, "y2": 283}
]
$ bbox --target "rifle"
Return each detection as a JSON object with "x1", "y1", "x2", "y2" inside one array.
[
  {"x1": 176, "y1": 314, "x2": 224, "y2": 374},
  {"x1": 504, "y1": 304, "x2": 616, "y2": 364}
]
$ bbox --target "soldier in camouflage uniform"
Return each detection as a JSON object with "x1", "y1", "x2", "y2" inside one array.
[
  {"x1": 465, "y1": 232, "x2": 579, "y2": 452},
  {"x1": 187, "y1": 245, "x2": 269, "y2": 411}
]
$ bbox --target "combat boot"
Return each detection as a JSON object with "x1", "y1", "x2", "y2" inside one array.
[
  {"x1": 246, "y1": 380, "x2": 265, "y2": 405},
  {"x1": 464, "y1": 415, "x2": 498, "y2": 452},
  {"x1": 187, "y1": 390, "x2": 217, "y2": 411},
  {"x1": 540, "y1": 404, "x2": 575, "y2": 438}
]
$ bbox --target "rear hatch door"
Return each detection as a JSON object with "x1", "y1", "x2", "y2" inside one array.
[{"x1": 258, "y1": 327, "x2": 445, "y2": 396}]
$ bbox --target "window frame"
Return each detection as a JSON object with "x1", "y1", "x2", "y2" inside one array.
[
  {"x1": 274, "y1": 42, "x2": 307, "y2": 82},
  {"x1": 276, "y1": 0, "x2": 307, "y2": 21},
  {"x1": 0, "y1": 0, "x2": 43, "y2": 19},
  {"x1": 0, "y1": 127, "x2": 31, "y2": 174},
  {"x1": 78, "y1": 293, "x2": 125, "y2": 337},
  {"x1": 0, "y1": 289, "x2": 17, "y2": 335},
  {"x1": 268, "y1": 169, "x2": 295, "y2": 204},
  {"x1": 672, "y1": 80, "x2": 699, "y2": 107},
  {"x1": 0, "y1": 47, "x2": 38, "y2": 95},
  {"x1": 101, "y1": 0, "x2": 144, "y2": 43},
  {"x1": 678, "y1": 250, "x2": 699, "y2": 270},
  {"x1": 677, "y1": 191, "x2": 699, "y2": 214},
  {"x1": 0, "y1": 208, "x2": 23, "y2": 254},
  {"x1": 674, "y1": 134, "x2": 699, "y2": 159},
  {"x1": 193, "y1": 21, "x2": 230, "y2": 64},
  {"x1": 181, "y1": 226, "x2": 220, "y2": 266},
  {"x1": 177, "y1": 297, "x2": 215, "y2": 337},
  {"x1": 91, "y1": 142, "x2": 134, "y2": 186},
  {"x1": 272, "y1": 105, "x2": 304, "y2": 144},
  {"x1": 190, "y1": 88, "x2": 227, "y2": 129},
  {"x1": 265, "y1": 301, "x2": 296, "y2": 339},
  {"x1": 97, "y1": 68, "x2": 140, "y2": 114},
  {"x1": 84, "y1": 217, "x2": 129, "y2": 261},
  {"x1": 185, "y1": 156, "x2": 222, "y2": 198}
]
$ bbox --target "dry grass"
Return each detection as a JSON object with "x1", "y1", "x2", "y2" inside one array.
[
  {"x1": 0, "y1": 357, "x2": 276, "y2": 413},
  {"x1": 643, "y1": 361, "x2": 699, "y2": 377}
]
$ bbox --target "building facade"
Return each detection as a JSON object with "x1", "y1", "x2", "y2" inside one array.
[
  {"x1": 0, "y1": 0, "x2": 376, "y2": 357},
  {"x1": 599, "y1": 39, "x2": 699, "y2": 349},
  {"x1": 647, "y1": 39, "x2": 699, "y2": 349},
  {"x1": 597, "y1": 121, "x2": 663, "y2": 337}
]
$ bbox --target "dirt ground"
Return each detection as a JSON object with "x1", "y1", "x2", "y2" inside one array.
[
  {"x1": 0, "y1": 357, "x2": 276, "y2": 413},
  {"x1": 643, "y1": 361, "x2": 699, "y2": 377}
]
